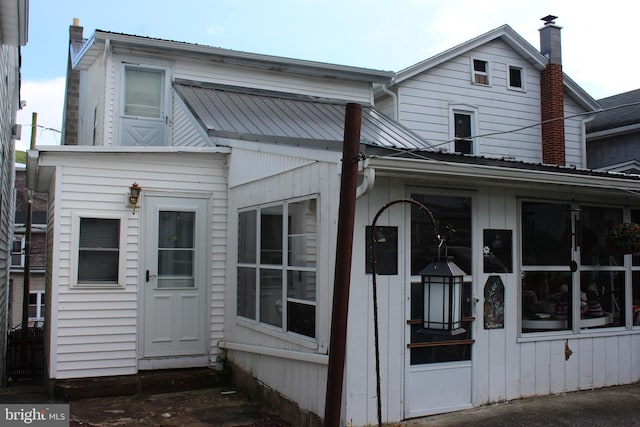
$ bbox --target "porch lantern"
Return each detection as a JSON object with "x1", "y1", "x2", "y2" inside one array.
[
  {"x1": 129, "y1": 182, "x2": 142, "y2": 215},
  {"x1": 420, "y1": 256, "x2": 466, "y2": 335}
]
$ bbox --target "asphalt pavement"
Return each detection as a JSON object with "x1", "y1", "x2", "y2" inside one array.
[{"x1": 0, "y1": 381, "x2": 639, "y2": 426}]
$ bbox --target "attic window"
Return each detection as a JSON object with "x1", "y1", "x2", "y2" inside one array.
[
  {"x1": 508, "y1": 65, "x2": 524, "y2": 90},
  {"x1": 472, "y1": 59, "x2": 490, "y2": 85}
]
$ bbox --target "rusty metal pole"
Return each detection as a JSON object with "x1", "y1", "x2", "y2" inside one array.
[{"x1": 324, "y1": 103, "x2": 362, "y2": 426}]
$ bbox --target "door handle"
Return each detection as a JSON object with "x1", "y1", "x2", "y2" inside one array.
[{"x1": 146, "y1": 270, "x2": 157, "y2": 282}]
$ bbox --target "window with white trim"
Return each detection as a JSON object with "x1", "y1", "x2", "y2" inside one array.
[
  {"x1": 28, "y1": 291, "x2": 45, "y2": 323},
  {"x1": 453, "y1": 112, "x2": 474, "y2": 154},
  {"x1": 508, "y1": 65, "x2": 524, "y2": 90},
  {"x1": 471, "y1": 58, "x2": 490, "y2": 85},
  {"x1": 237, "y1": 197, "x2": 318, "y2": 338},
  {"x1": 75, "y1": 216, "x2": 124, "y2": 287},
  {"x1": 11, "y1": 236, "x2": 24, "y2": 268}
]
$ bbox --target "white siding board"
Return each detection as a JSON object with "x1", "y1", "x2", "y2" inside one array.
[
  {"x1": 564, "y1": 338, "x2": 580, "y2": 391},
  {"x1": 174, "y1": 58, "x2": 372, "y2": 105}
]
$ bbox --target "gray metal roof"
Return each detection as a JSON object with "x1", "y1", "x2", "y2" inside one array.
[
  {"x1": 174, "y1": 81, "x2": 432, "y2": 151},
  {"x1": 587, "y1": 88, "x2": 640, "y2": 133}
]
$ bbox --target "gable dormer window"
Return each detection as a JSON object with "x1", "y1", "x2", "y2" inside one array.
[
  {"x1": 508, "y1": 65, "x2": 524, "y2": 91},
  {"x1": 472, "y1": 58, "x2": 490, "y2": 85}
]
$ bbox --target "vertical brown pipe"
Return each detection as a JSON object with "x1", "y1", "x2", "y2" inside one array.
[{"x1": 324, "y1": 103, "x2": 362, "y2": 426}]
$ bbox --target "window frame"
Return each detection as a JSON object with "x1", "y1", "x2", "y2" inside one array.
[
  {"x1": 471, "y1": 57, "x2": 491, "y2": 86},
  {"x1": 237, "y1": 196, "x2": 318, "y2": 340},
  {"x1": 449, "y1": 104, "x2": 478, "y2": 155},
  {"x1": 71, "y1": 213, "x2": 127, "y2": 288},
  {"x1": 507, "y1": 64, "x2": 525, "y2": 91},
  {"x1": 519, "y1": 199, "x2": 633, "y2": 337},
  {"x1": 121, "y1": 64, "x2": 166, "y2": 119},
  {"x1": 28, "y1": 291, "x2": 45, "y2": 323},
  {"x1": 11, "y1": 235, "x2": 25, "y2": 268}
]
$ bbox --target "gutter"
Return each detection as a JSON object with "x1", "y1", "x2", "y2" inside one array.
[
  {"x1": 367, "y1": 155, "x2": 640, "y2": 193},
  {"x1": 380, "y1": 83, "x2": 398, "y2": 121},
  {"x1": 217, "y1": 340, "x2": 328, "y2": 365}
]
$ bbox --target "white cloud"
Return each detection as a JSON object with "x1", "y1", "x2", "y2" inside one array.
[{"x1": 15, "y1": 77, "x2": 66, "y2": 150}]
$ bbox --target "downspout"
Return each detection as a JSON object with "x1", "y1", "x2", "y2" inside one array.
[
  {"x1": 100, "y1": 38, "x2": 110, "y2": 146},
  {"x1": 380, "y1": 83, "x2": 398, "y2": 121},
  {"x1": 356, "y1": 158, "x2": 376, "y2": 199},
  {"x1": 581, "y1": 114, "x2": 596, "y2": 169}
]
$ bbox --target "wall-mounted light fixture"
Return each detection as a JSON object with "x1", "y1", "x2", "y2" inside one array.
[{"x1": 129, "y1": 182, "x2": 142, "y2": 215}]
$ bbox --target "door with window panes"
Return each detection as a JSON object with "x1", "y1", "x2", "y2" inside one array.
[
  {"x1": 404, "y1": 194, "x2": 474, "y2": 418},
  {"x1": 142, "y1": 196, "x2": 208, "y2": 358},
  {"x1": 120, "y1": 65, "x2": 168, "y2": 146}
]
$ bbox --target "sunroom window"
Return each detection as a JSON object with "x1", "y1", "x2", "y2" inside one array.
[
  {"x1": 521, "y1": 201, "x2": 628, "y2": 333},
  {"x1": 237, "y1": 197, "x2": 317, "y2": 338}
]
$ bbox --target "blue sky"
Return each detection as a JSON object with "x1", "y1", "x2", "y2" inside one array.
[{"x1": 16, "y1": 0, "x2": 640, "y2": 147}]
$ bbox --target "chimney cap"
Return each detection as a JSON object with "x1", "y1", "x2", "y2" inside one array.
[{"x1": 541, "y1": 15, "x2": 558, "y2": 25}]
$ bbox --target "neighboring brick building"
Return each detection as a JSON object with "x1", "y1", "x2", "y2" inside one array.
[{"x1": 10, "y1": 165, "x2": 48, "y2": 329}]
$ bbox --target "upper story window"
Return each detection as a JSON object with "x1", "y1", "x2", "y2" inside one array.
[
  {"x1": 124, "y1": 67, "x2": 164, "y2": 118},
  {"x1": 237, "y1": 197, "x2": 318, "y2": 339},
  {"x1": 11, "y1": 237, "x2": 24, "y2": 268},
  {"x1": 471, "y1": 58, "x2": 490, "y2": 85},
  {"x1": 508, "y1": 65, "x2": 524, "y2": 91},
  {"x1": 454, "y1": 112, "x2": 474, "y2": 155}
]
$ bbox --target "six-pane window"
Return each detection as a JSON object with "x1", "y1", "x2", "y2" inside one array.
[{"x1": 237, "y1": 198, "x2": 317, "y2": 338}]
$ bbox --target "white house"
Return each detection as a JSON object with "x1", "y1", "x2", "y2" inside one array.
[
  {"x1": 30, "y1": 17, "x2": 640, "y2": 426},
  {"x1": 1, "y1": 0, "x2": 29, "y2": 384}
]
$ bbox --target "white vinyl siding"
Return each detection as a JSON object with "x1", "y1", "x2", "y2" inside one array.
[
  {"x1": 40, "y1": 150, "x2": 227, "y2": 379},
  {"x1": 392, "y1": 39, "x2": 588, "y2": 166},
  {"x1": 226, "y1": 157, "x2": 338, "y2": 416},
  {"x1": 90, "y1": 52, "x2": 374, "y2": 147}
]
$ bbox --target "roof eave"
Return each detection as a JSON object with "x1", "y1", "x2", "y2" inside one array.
[
  {"x1": 73, "y1": 30, "x2": 393, "y2": 83},
  {"x1": 367, "y1": 155, "x2": 640, "y2": 194}
]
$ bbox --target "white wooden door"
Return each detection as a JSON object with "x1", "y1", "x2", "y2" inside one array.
[
  {"x1": 404, "y1": 278, "x2": 474, "y2": 418},
  {"x1": 142, "y1": 196, "x2": 208, "y2": 358},
  {"x1": 120, "y1": 66, "x2": 168, "y2": 146}
]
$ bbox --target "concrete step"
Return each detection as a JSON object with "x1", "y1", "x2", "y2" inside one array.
[{"x1": 53, "y1": 367, "x2": 232, "y2": 401}]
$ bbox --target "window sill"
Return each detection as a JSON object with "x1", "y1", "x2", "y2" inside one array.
[
  {"x1": 235, "y1": 316, "x2": 319, "y2": 352},
  {"x1": 518, "y1": 325, "x2": 638, "y2": 343}
]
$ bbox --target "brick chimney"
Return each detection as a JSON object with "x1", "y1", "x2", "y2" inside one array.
[
  {"x1": 62, "y1": 18, "x2": 83, "y2": 145},
  {"x1": 539, "y1": 15, "x2": 565, "y2": 165}
]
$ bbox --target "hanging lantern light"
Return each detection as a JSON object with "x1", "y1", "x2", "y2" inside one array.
[{"x1": 419, "y1": 256, "x2": 466, "y2": 335}]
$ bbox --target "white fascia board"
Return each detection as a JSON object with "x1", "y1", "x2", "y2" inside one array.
[
  {"x1": 367, "y1": 156, "x2": 640, "y2": 193},
  {"x1": 216, "y1": 137, "x2": 341, "y2": 163},
  {"x1": 76, "y1": 31, "x2": 393, "y2": 83}
]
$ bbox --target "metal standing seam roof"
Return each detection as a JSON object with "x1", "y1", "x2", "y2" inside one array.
[{"x1": 173, "y1": 81, "x2": 432, "y2": 151}]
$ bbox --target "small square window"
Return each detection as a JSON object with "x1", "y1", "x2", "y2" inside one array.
[
  {"x1": 508, "y1": 65, "x2": 523, "y2": 89},
  {"x1": 472, "y1": 59, "x2": 489, "y2": 85},
  {"x1": 77, "y1": 217, "x2": 121, "y2": 285}
]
